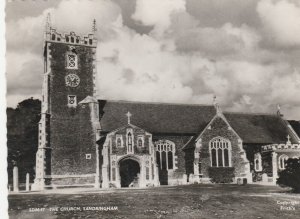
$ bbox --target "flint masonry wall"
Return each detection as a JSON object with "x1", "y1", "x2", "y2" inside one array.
[
  {"x1": 200, "y1": 117, "x2": 246, "y2": 178},
  {"x1": 153, "y1": 135, "x2": 192, "y2": 183},
  {"x1": 49, "y1": 42, "x2": 96, "y2": 185}
]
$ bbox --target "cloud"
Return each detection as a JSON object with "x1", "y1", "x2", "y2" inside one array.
[
  {"x1": 257, "y1": 0, "x2": 300, "y2": 46},
  {"x1": 5, "y1": 0, "x2": 300, "y2": 120},
  {"x1": 132, "y1": 0, "x2": 186, "y2": 35}
]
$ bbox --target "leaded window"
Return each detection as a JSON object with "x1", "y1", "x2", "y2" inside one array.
[
  {"x1": 155, "y1": 140, "x2": 175, "y2": 170},
  {"x1": 66, "y1": 52, "x2": 78, "y2": 69},
  {"x1": 209, "y1": 137, "x2": 231, "y2": 167}
]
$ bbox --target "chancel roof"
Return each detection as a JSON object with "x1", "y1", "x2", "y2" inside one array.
[
  {"x1": 223, "y1": 113, "x2": 293, "y2": 144},
  {"x1": 98, "y1": 100, "x2": 295, "y2": 145}
]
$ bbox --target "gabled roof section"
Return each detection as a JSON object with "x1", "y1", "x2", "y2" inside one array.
[
  {"x1": 98, "y1": 100, "x2": 216, "y2": 134},
  {"x1": 288, "y1": 120, "x2": 300, "y2": 139},
  {"x1": 223, "y1": 112, "x2": 293, "y2": 144}
]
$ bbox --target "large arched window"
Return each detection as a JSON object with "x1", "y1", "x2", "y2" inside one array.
[
  {"x1": 209, "y1": 137, "x2": 231, "y2": 167},
  {"x1": 155, "y1": 140, "x2": 175, "y2": 170},
  {"x1": 278, "y1": 154, "x2": 289, "y2": 170}
]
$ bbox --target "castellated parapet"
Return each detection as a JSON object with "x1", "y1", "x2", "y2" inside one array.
[{"x1": 45, "y1": 28, "x2": 97, "y2": 47}]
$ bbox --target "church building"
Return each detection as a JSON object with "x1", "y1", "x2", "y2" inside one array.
[{"x1": 32, "y1": 18, "x2": 300, "y2": 190}]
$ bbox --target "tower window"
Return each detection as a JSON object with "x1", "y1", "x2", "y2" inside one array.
[
  {"x1": 66, "y1": 52, "x2": 78, "y2": 69},
  {"x1": 51, "y1": 34, "x2": 56, "y2": 40},
  {"x1": 209, "y1": 137, "x2": 231, "y2": 167},
  {"x1": 71, "y1": 37, "x2": 74, "y2": 43},
  {"x1": 89, "y1": 39, "x2": 93, "y2": 45},
  {"x1": 76, "y1": 37, "x2": 80, "y2": 43},
  {"x1": 66, "y1": 36, "x2": 69, "y2": 42},
  {"x1": 67, "y1": 95, "x2": 77, "y2": 108}
]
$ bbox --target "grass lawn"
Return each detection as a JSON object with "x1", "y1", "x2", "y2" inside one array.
[{"x1": 8, "y1": 184, "x2": 300, "y2": 219}]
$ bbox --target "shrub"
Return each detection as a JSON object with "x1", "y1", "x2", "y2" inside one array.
[
  {"x1": 208, "y1": 167, "x2": 235, "y2": 183},
  {"x1": 277, "y1": 158, "x2": 300, "y2": 193}
]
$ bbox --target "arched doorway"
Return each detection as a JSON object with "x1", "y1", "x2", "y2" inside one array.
[{"x1": 119, "y1": 158, "x2": 140, "y2": 187}]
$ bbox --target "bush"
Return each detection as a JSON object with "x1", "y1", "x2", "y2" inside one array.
[
  {"x1": 277, "y1": 158, "x2": 300, "y2": 193},
  {"x1": 208, "y1": 167, "x2": 235, "y2": 183}
]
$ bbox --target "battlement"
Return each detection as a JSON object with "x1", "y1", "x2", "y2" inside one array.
[
  {"x1": 45, "y1": 28, "x2": 97, "y2": 47},
  {"x1": 262, "y1": 143, "x2": 300, "y2": 152}
]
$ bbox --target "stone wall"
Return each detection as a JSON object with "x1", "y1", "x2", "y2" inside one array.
[
  {"x1": 49, "y1": 42, "x2": 97, "y2": 185},
  {"x1": 199, "y1": 116, "x2": 248, "y2": 180},
  {"x1": 153, "y1": 134, "x2": 192, "y2": 184}
]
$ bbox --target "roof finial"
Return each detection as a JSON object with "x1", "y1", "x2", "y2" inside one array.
[
  {"x1": 126, "y1": 111, "x2": 132, "y2": 124},
  {"x1": 45, "y1": 13, "x2": 51, "y2": 33},
  {"x1": 92, "y1": 19, "x2": 97, "y2": 33},
  {"x1": 213, "y1": 95, "x2": 222, "y2": 115},
  {"x1": 277, "y1": 104, "x2": 283, "y2": 117}
]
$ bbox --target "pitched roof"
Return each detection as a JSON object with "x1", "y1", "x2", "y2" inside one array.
[
  {"x1": 98, "y1": 99, "x2": 294, "y2": 145},
  {"x1": 288, "y1": 120, "x2": 300, "y2": 138},
  {"x1": 98, "y1": 100, "x2": 216, "y2": 134},
  {"x1": 223, "y1": 112, "x2": 291, "y2": 144}
]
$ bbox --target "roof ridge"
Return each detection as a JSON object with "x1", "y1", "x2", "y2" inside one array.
[
  {"x1": 98, "y1": 99, "x2": 215, "y2": 107},
  {"x1": 223, "y1": 111, "x2": 277, "y2": 116}
]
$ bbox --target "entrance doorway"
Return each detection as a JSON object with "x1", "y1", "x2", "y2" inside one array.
[{"x1": 119, "y1": 159, "x2": 140, "y2": 187}]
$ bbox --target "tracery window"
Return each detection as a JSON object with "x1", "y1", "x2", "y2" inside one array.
[
  {"x1": 254, "y1": 153, "x2": 262, "y2": 171},
  {"x1": 155, "y1": 140, "x2": 175, "y2": 170},
  {"x1": 66, "y1": 52, "x2": 78, "y2": 69},
  {"x1": 209, "y1": 137, "x2": 231, "y2": 167},
  {"x1": 279, "y1": 154, "x2": 289, "y2": 170},
  {"x1": 126, "y1": 129, "x2": 134, "y2": 154}
]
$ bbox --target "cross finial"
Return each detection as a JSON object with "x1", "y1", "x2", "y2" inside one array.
[
  {"x1": 92, "y1": 19, "x2": 97, "y2": 33},
  {"x1": 277, "y1": 104, "x2": 283, "y2": 117},
  {"x1": 213, "y1": 95, "x2": 222, "y2": 115},
  {"x1": 126, "y1": 111, "x2": 132, "y2": 124}
]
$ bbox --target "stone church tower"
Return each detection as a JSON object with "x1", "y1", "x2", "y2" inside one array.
[{"x1": 32, "y1": 15, "x2": 101, "y2": 190}]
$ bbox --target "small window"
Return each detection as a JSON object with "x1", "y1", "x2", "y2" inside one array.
[
  {"x1": 71, "y1": 37, "x2": 74, "y2": 43},
  {"x1": 51, "y1": 34, "x2": 56, "y2": 40},
  {"x1": 254, "y1": 153, "x2": 262, "y2": 171},
  {"x1": 116, "y1": 135, "x2": 123, "y2": 147},
  {"x1": 86, "y1": 154, "x2": 91, "y2": 159},
  {"x1": 66, "y1": 36, "x2": 69, "y2": 42},
  {"x1": 279, "y1": 155, "x2": 289, "y2": 170},
  {"x1": 67, "y1": 95, "x2": 77, "y2": 108},
  {"x1": 137, "y1": 136, "x2": 144, "y2": 147},
  {"x1": 89, "y1": 39, "x2": 93, "y2": 45}
]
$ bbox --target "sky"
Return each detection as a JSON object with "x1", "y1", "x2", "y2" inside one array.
[{"x1": 5, "y1": 0, "x2": 300, "y2": 119}]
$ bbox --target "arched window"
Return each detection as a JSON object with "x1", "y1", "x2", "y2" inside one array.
[
  {"x1": 66, "y1": 52, "x2": 78, "y2": 69},
  {"x1": 155, "y1": 140, "x2": 176, "y2": 170},
  {"x1": 137, "y1": 136, "x2": 144, "y2": 147},
  {"x1": 278, "y1": 154, "x2": 289, "y2": 170},
  {"x1": 254, "y1": 153, "x2": 262, "y2": 171},
  {"x1": 209, "y1": 137, "x2": 231, "y2": 167},
  {"x1": 126, "y1": 129, "x2": 134, "y2": 154}
]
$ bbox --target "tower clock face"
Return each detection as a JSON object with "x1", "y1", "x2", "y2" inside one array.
[{"x1": 65, "y1": 74, "x2": 80, "y2": 87}]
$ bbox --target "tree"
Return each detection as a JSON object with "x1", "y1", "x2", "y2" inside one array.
[
  {"x1": 277, "y1": 158, "x2": 300, "y2": 193},
  {"x1": 7, "y1": 98, "x2": 41, "y2": 184}
]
